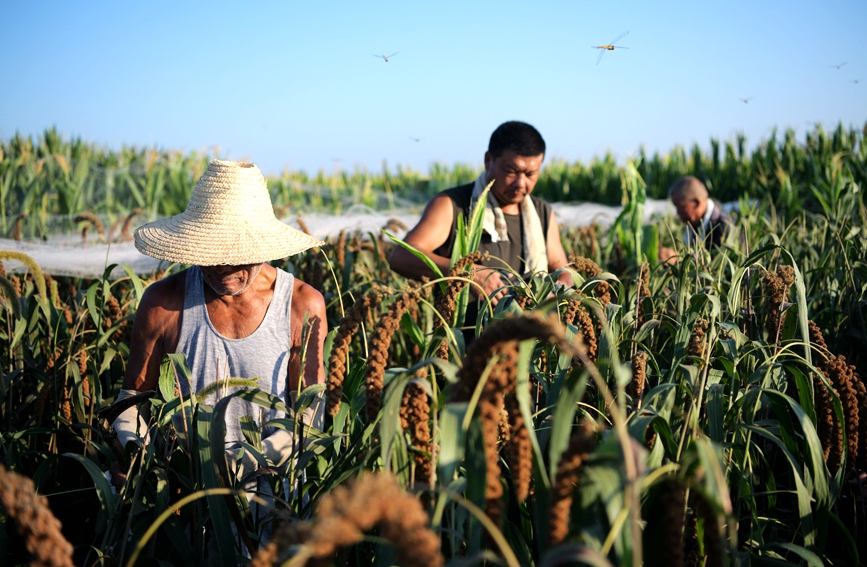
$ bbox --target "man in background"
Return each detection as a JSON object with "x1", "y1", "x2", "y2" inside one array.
[
  {"x1": 659, "y1": 175, "x2": 733, "y2": 263},
  {"x1": 389, "y1": 121, "x2": 572, "y2": 310}
]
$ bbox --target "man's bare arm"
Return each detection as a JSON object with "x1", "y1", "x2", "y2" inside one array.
[
  {"x1": 122, "y1": 275, "x2": 184, "y2": 391},
  {"x1": 388, "y1": 194, "x2": 455, "y2": 279},
  {"x1": 288, "y1": 281, "x2": 327, "y2": 391}
]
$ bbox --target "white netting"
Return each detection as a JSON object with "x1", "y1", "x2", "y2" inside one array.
[{"x1": 0, "y1": 198, "x2": 684, "y2": 279}]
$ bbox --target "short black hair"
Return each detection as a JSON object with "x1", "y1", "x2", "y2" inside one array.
[{"x1": 488, "y1": 121, "x2": 546, "y2": 159}]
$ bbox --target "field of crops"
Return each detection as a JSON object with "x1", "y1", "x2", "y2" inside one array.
[{"x1": 1, "y1": 124, "x2": 866, "y2": 566}]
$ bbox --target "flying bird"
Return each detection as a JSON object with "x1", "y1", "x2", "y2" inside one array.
[
  {"x1": 592, "y1": 30, "x2": 629, "y2": 65},
  {"x1": 739, "y1": 97, "x2": 753, "y2": 104},
  {"x1": 851, "y1": 79, "x2": 860, "y2": 84},
  {"x1": 409, "y1": 136, "x2": 423, "y2": 143},
  {"x1": 374, "y1": 52, "x2": 399, "y2": 62},
  {"x1": 829, "y1": 62, "x2": 848, "y2": 70}
]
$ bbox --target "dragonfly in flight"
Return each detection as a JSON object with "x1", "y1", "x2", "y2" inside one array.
[
  {"x1": 592, "y1": 30, "x2": 629, "y2": 65},
  {"x1": 374, "y1": 52, "x2": 399, "y2": 63}
]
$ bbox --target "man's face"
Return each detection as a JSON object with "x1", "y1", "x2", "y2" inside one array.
[
  {"x1": 672, "y1": 196, "x2": 704, "y2": 226},
  {"x1": 484, "y1": 150, "x2": 544, "y2": 208},
  {"x1": 200, "y1": 263, "x2": 264, "y2": 296}
]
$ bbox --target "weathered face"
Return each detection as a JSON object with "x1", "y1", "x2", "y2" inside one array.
[
  {"x1": 672, "y1": 195, "x2": 704, "y2": 226},
  {"x1": 484, "y1": 150, "x2": 544, "y2": 208},
  {"x1": 200, "y1": 263, "x2": 265, "y2": 296}
]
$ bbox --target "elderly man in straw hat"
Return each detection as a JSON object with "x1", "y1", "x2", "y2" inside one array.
[{"x1": 109, "y1": 159, "x2": 326, "y2": 486}]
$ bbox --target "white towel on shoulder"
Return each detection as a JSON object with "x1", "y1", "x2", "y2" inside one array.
[{"x1": 470, "y1": 172, "x2": 548, "y2": 275}]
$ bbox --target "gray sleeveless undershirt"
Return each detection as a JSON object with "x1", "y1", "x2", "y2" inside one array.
[{"x1": 175, "y1": 266, "x2": 294, "y2": 444}]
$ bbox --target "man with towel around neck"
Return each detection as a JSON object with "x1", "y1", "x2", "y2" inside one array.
[
  {"x1": 389, "y1": 121, "x2": 572, "y2": 319},
  {"x1": 109, "y1": 160, "x2": 327, "y2": 492}
]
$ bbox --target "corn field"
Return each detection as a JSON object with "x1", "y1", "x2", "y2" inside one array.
[{"x1": 1, "y1": 126, "x2": 866, "y2": 566}]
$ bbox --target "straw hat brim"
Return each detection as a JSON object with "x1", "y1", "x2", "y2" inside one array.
[{"x1": 135, "y1": 213, "x2": 324, "y2": 266}]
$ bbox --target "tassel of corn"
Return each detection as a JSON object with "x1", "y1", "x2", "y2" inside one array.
[
  {"x1": 75, "y1": 212, "x2": 106, "y2": 241},
  {"x1": 504, "y1": 380, "x2": 531, "y2": 502},
  {"x1": 629, "y1": 351, "x2": 648, "y2": 410},
  {"x1": 562, "y1": 299, "x2": 597, "y2": 362},
  {"x1": 810, "y1": 320, "x2": 857, "y2": 471},
  {"x1": 450, "y1": 313, "x2": 580, "y2": 524},
  {"x1": 696, "y1": 494, "x2": 725, "y2": 567},
  {"x1": 0, "y1": 275, "x2": 21, "y2": 319},
  {"x1": 326, "y1": 290, "x2": 382, "y2": 416},
  {"x1": 497, "y1": 408, "x2": 511, "y2": 458},
  {"x1": 548, "y1": 419, "x2": 596, "y2": 546},
  {"x1": 658, "y1": 479, "x2": 686, "y2": 567},
  {"x1": 638, "y1": 261, "x2": 651, "y2": 299},
  {"x1": 688, "y1": 317, "x2": 708, "y2": 359},
  {"x1": 78, "y1": 349, "x2": 90, "y2": 410},
  {"x1": 400, "y1": 379, "x2": 433, "y2": 487},
  {"x1": 118, "y1": 208, "x2": 144, "y2": 242},
  {"x1": 566, "y1": 255, "x2": 611, "y2": 333},
  {"x1": 11, "y1": 213, "x2": 26, "y2": 241},
  {"x1": 0, "y1": 251, "x2": 47, "y2": 300},
  {"x1": 595, "y1": 280, "x2": 612, "y2": 308},
  {"x1": 364, "y1": 289, "x2": 420, "y2": 421},
  {"x1": 261, "y1": 472, "x2": 443, "y2": 567},
  {"x1": 336, "y1": 229, "x2": 346, "y2": 268},
  {"x1": 296, "y1": 217, "x2": 311, "y2": 235},
  {"x1": 10, "y1": 274, "x2": 22, "y2": 297},
  {"x1": 763, "y1": 266, "x2": 794, "y2": 342},
  {"x1": 825, "y1": 354, "x2": 860, "y2": 468},
  {"x1": 60, "y1": 385, "x2": 72, "y2": 422},
  {"x1": 567, "y1": 255, "x2": 601, "y2": 278},
  {"x1": 684, "y1": 504, "x2": 700, "y2": 567},
  {"x1": 0, "y1": 465, "x2": 74, "y2": 567}
]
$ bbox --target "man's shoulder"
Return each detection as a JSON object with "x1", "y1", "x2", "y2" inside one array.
[
  {"x1": 290, "y1": 277, "x2": 325, "y2": 315},
  {"x1": 529, "y1": 194, "x2": 552, "y2": 207},
  {"x1": 439, "y1": 182, "x2": 474, "y2": 210},
  {"x1": 529, "y1": 194, "x2": 553, "y2": 220},
  {"x1": 142, "y1": 268, "x2": 190, "y2": 301},
  {"x1": 133, "y1": 269, "x2": 187, "y2": 333}
]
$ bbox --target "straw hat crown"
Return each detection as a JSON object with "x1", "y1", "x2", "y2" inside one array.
[{"x1": 134, "y1": 160, "x2": 323, "y2": 266}]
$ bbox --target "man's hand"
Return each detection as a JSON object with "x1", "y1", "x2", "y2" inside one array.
[
  {"x1": 658, "y1": 246, "x2": 678, "y2": 265},
  {"x1": 109, "y1": 462, "x2": 127, "y2": 490},
  {"x1": 471, "y1": 266, "x2": 511, "y2": 306}
]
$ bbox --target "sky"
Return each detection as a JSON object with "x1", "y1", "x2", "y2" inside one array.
[{"x1": 2, "y1": 1, "x2": 866, "y2": 177}]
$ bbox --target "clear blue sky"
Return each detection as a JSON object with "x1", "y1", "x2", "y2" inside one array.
[{"x1": 2, "y1": 1, "x2": 865, "y2": 176}]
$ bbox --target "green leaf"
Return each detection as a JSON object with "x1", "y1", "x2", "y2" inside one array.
[
  {"x1": 118, "y1": 265, "x2": 145, "y2": 308},
  {"x1": 438, "y1": 402, "x2": 469, "y2": 484},
  {"x1": 196, "y1": 405, "x2": 239, "y2": 565},
  {"x1": 62, "y1": 452, "x2": 116, "y2": 520},
  {"x1": 547, "y1": 368, "x2": 589, "y2": 485},
  {"x1": 86, "y1": 282, "x2": 101, "y2": 331},
  {"x1": 152, "y1": 467, "x2": 194, "y2": 563},
  {"x1": 706, "y1": 384, "x2": 725, "y2": 443},
  {"x1": 380, "y1": 371, "x2": 414, "y2": 472},
  {"x1": 467, "y1": 180, "x2": 493, "y2": 253},
  {"x1": 383, "y1": 230, "x2": 445, "y2": 292}
]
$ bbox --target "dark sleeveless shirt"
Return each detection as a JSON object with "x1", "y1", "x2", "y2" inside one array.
[{"x1": 434, "y1": 183, "x2": 552, "y2": 279}]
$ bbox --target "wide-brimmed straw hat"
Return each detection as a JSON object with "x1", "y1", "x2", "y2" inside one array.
[{"x1": 135, "y1": 160, "x2": 323, "y2": 266}]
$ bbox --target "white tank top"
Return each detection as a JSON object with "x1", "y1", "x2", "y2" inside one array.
[{"x1": 175, "y1": 265, "x2": 294, "y2": 444}]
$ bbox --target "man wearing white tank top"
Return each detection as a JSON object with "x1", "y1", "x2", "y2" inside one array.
[{"x1": 108, "y1": 160, "x2": 327, "y2": 492}]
